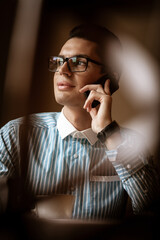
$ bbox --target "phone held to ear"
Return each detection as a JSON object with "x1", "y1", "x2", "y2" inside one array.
[{"x1": 84, "y1": 74, "x2": 117, "y2": 108}]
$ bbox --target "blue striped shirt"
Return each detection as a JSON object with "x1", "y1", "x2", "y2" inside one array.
[{"x1": 0, "y1": 112, "x2": 158, "y2": 219}]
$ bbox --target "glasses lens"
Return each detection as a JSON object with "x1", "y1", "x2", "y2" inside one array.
[
  {"x1": 48, "y1": 56, "x2": 88, "y2": 72},
  {"x1": 48, "y1": 57, "x2": 64, "y2": 72},
  {"x1": 69, "y1": 57, "x2": 87, "y2": 72}
]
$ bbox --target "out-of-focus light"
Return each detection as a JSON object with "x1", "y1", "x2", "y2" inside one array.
[
  {"x1": 113, "y1": 35, "x2": 159, "y2": 155},
  {"x1": 121, "y1": 35, "x2": 159, "y2": 106}
]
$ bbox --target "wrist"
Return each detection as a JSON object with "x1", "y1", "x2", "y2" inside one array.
[
  {"x1": 96, "y1": 119, "x2": 112, "y2": 134},
  {"x1": 97, "y1": 121, "x2": 120, "y2": 144}
]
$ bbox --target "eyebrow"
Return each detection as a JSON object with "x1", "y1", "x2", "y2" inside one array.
[{"x1": 58, "y1": 54, "x2": 90, "y2": 59}]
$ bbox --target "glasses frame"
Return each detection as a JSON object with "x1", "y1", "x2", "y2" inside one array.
[{"x1": 48, "y1": 55, "x2": 104, "y2": 73}]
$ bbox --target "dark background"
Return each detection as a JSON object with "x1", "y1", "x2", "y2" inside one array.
[{"x1": 0, "y1": 1, "x2": 160, "y2": 239}]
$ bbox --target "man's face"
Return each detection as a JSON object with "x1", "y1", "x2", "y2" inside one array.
[{"x1": 53, "y1": 37, "x2": 103, "y2": 108}]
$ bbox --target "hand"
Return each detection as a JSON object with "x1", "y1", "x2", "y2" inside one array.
[{"x1": 79, "y1": 79, "x2": 112, "y2": 134}]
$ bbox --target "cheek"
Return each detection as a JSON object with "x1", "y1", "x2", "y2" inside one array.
[
  {"x1": 53, "y1": 73, "x2": 56, "y2": 83},
  {"x1": 53, "y1": 74, "x2": 57, "y2": 91},
  {"x1": 80, "y1": 73, "x2": 101, "y2": 87}
]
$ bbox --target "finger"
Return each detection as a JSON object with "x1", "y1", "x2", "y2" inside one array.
[
  {"x1": 83, "y1": 90, "x2": 103, "y2": 110},
  {"x1": 79, "y1": 84, "x2": 105, "y2": 94},
  {"x1": 104, "y1": 79, "x2": 111, "y2": 95},
  {"x1": 88, "y1": 107, "x2": 97, "y2": 118}
]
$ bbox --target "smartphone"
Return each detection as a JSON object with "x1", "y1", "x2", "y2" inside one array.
[
  {"x1": 84, "y1": 75, "x2": 107, "y2": 108},
  {"x1": 84, "y1": 74, "x2": 119, "y2": 108}
]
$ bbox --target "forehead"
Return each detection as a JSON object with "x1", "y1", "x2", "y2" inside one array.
[{"x1": 59, "y1": 37, "x2": 100, "y2": 60}]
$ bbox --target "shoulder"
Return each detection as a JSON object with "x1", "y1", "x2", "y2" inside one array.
[
  {"x1": 0, "y1": 112, "x2": 61, "y2": 133},
  {"x1": 26, "y1": 112, "x2": 60, "y2": 128}
]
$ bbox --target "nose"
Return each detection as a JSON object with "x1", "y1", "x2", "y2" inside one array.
[{"x1": 58, "y1": 61, "x2": 72, "y2": 76}]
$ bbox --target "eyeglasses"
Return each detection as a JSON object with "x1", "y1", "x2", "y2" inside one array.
[{"x1": 48, "y1": 55, "x2": 103, "y2": 72}]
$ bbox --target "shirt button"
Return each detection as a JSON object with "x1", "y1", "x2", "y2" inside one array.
[
  {"x1": 127, "y1": 164, "x2": 131, "y2": 169},
  {"x1": 74, "y1": 153, "x2": 78, "y2": 159}
]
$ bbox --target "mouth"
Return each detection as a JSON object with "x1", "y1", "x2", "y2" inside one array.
[{"x1": 57, "y1": 81, "x2": 75, "y2": 90}]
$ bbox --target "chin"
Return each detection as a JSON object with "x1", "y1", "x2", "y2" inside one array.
[
  {"x1": 54, "y1": 90, "x2": 85, "y2": 108},
  {"x1": 55, "y1": 96, "x2": 66, "y2": 106},
  {"x1": 55, "y1": 97, "x2": 83, "y2": 108}
]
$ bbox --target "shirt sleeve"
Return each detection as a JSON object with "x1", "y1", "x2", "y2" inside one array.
[
  {"x1": 0, "y1": 122, "x2": 19, "y2": 178},
  {"x1": 0, "y1": 122, "x2": 20, "y2": 214},
  {"x1": 106, "y1": 130, "x2": 159, "y2": 214}
]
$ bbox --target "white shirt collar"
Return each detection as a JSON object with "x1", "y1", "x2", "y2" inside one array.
[
  {"x1": 57, "y1": 110, "x2": 77, "y2": 139},
  {"x1": 57, "y1": 109, "x2": 98, "y2": 145}
]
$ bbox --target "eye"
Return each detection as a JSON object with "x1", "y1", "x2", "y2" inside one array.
[
  {"x1": 69, "y1": 57, "x2": 87, "y2": 71},
  {"x1": 77, "y1": 60, "x2": 86, "y2": 66},
  {"x1": 74, "y1": 57, "x2": 87, "y2": 66},
  {"x1": 57, "y1": 58, "x2": 64, "y2": 66}
]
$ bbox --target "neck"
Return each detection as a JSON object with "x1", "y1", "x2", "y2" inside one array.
[{"x1": 63, "y1": 106, "x2": 92, "y2": 131}]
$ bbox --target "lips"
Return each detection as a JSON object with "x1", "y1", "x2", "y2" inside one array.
[{"x1": 57, "y1": 81, "x2": 75, "y2": 90}]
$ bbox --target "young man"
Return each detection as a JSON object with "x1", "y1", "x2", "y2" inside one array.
[{"x1": 0, "y1": 24, "x2": 158, "y2": 219}]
